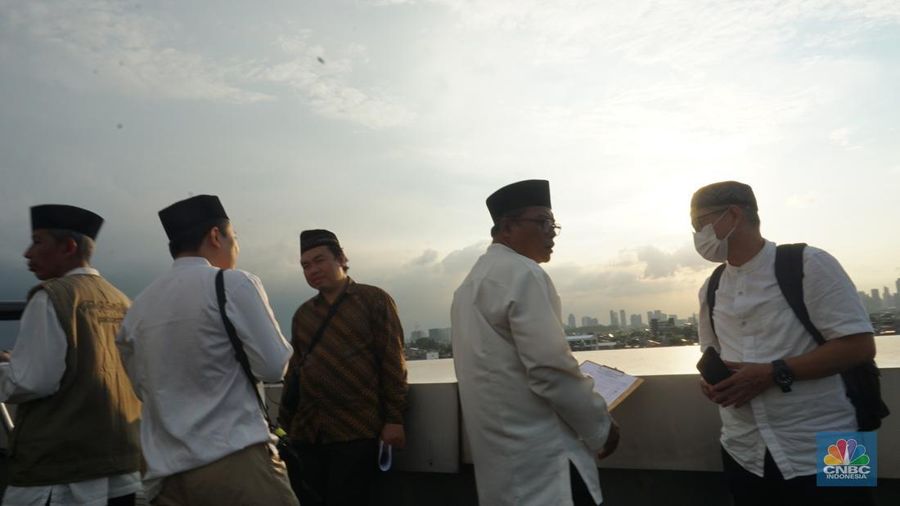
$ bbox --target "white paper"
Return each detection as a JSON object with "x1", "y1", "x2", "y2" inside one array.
[{"x1": 579, "y1": 361, "x2": 640, "y2": 407}]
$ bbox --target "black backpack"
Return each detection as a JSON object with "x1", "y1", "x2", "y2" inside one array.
[{"x1": 706, "y1": 243, "x2": 889, "y2": 431}]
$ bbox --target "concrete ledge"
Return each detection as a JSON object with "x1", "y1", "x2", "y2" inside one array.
[{"x1": 403, "y1": 337, "x2": 900, "y2": 478}]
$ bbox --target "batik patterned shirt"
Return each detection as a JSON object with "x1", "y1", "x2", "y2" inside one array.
[{"x1": 282, "y1": 278, "x2": 408, "y2": 443}]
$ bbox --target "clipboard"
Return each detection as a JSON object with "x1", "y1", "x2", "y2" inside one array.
[{"x1": 579, "y1": 359, "x2": 644, "y2": 411}]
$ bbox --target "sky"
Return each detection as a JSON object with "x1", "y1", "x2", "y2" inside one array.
[{"x1": 1, "y1": 0, "x2": 899, "y2": 343}]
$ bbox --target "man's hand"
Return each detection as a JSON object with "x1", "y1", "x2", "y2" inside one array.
[
  {"x1": 0, "y1": 351, "x2": 11, "y2": 363},
  {"x1": 699, "y1": 378, "x2": 715, "y2": 402},
  {"x1": 711, "y1": 361, "x2": 774, "y2": 408},
  {"x1": 380, "y1": 423, "x2": 406, "y2": 449},
  {"x1": 597, "y1": 419, "x2": 620, "y2": 460}
]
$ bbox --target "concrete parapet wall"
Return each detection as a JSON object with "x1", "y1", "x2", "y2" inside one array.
[{"x1": 269, "y1": 337, "x2": 900, "y2": 478}]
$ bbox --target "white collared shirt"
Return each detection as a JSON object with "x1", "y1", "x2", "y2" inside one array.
[
  {"x1": 452, "y1": 243, "x2": 611, "y2": 506},
  {"x1": 117, "y1": 257, "x2": 292, "y2": 484},
  {"x1": 698, "y1": 241, "x2": 874, "y2": 479},
  {"x1": 0, "y1": 267, "x2": 142, "y2": 506}
]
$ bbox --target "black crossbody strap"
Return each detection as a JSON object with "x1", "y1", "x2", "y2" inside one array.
[
  {"x1": 215, "y1": 269, "x2": 273, "y2": 429},
  {"x1": 706, "y1": 263, "x2": 727, "y2": 338},
  {"x1": 297, "y1": 283, "x2": 350, "y2": 369},
  {"x1": 279, "y1": 283, "x2": 351, "y2": 429}
]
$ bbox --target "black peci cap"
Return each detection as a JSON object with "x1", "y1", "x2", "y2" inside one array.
[
  {"x1": 300, "y1": 229, "x2": 341, "y2": 254},
  {"x1": 486, "y1": 179, "x2": 552, "y2": 223},
  {"x1": 30, "y1": 204, "x2": 104, "y2": 239},
  {"x1": 158, "y1": 195, "x2": 229, "y2": 242}
]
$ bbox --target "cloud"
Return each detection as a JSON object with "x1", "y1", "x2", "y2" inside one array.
[
  {"x1": 829, "y1": 127, "x2": 860, "y2": 149},
  {"x1": 408, "y1": 248, "x2": 440, "y2": 266},
  {"x1": 786, "y1": 192, "x2": 818, "y2": 209},
  {"x1": 368, "y1": 240, "x2": 711, "y2": 331},
  {"x1": 0, "y1": 0, "x2": 271, "y2": 103},
  {"x1": 384, "y1": 242, "x2": 711, "y2": 331},
  {"x1": 0, "y1": 2, "x2": 413, "y2": 128},
  {"x1": 248, "y1": 34, "x2": 415, "y2": 128},
  {"x1": 547, "y1": 259, "x2": 708, "y2": 320},
  {"x1": 368, "y1": 242, "x2": 487, "y2": 331},
  {"x1": 635, "y1": 244, "x2": 708, "y2": 279}
]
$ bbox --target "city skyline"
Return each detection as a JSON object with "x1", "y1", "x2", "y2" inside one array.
[{"x1": 568, "y1": 277, "x2": 900, "y2": 330}]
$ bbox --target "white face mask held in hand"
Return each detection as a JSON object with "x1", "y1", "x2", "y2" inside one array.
[
  {"x1": 693, "y1": 210, "x2": 736, "y2": 262},
  {"x1": 378, "y1": 440, "x2": 392, "y2": 471}
]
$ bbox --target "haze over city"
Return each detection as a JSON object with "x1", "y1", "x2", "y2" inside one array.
[{"x1": 2, "y1": 0, "x2": 898, "y2": 342}]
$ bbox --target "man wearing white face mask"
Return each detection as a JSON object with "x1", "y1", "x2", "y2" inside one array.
[{"x1": 691, "y1": 181, "x2": 877, "y2": 505}]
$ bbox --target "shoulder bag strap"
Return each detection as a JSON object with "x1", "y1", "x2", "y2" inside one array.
[
  {"x1": 296, "y1": 282, "x2": 350, "y2": 369},
  {"x1": 279, "y1": 281, "x2": 351, "y2": 429},
  {"x1": 215, "y1": 269, "x2": 273, "y2": 429},
  {"x1": 706, "y1": 263, "x2": 727, "y2": 338}
]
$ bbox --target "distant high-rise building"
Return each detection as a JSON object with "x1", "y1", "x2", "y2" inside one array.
[
  {"x1": 630, "y1": 314, "x2": 642, "y2": 328},
  {"x1": 410, "y1": 329, "x2": 426, "y2": 341},
  {"x1": 859, "y1": 291, "x2": 874, "y2": 313},
  {"x1": 568, "y1": 313, "x2": 576, "y2": 329},
  {"x1": 581, "y1": 316, "x2": 591, "y2": 328},
  {"x1": 647, "y1": 311, "x2": 653, "y2": 324},
  {"x1": 428, "y1": 327, "x2": 452, "y2": 344},
  {"x1": 610, "y1": 311, "x2": 620, "y2": 328},
  {"x1": 871, "y1": 289, "x2": 883, "y2": 311},
  {"x1": 619, "y1": 310, "x2": 627, "y2": 328}
]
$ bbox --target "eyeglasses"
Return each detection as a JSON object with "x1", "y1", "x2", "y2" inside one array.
[
  {"x1": 691, "y1": 208, "x2": 728, "y2": 232},
  {"x1": 514, "y1": 218, "x2": 562, "y2": 236}
]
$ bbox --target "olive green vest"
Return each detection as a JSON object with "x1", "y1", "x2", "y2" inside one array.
[{"x1": 9, "y1": 274, "x2": 142, "y2": 486}]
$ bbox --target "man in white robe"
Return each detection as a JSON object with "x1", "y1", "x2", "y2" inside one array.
[
  {"x1": 116, "y1": 195, "x2": 297, "y2": 506},
  {"x1": 451, "y1": 179, "x2": 620, "y2": 506}
]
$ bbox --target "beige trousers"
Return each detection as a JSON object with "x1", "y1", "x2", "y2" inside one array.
[{"x1": 152, "y1": 443, "x2": 299, "y2": 506}]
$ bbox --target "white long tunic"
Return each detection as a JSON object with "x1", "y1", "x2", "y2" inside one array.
[
  {"x1": 451, "y1": 244, "x2": 612, "y2": 506},
  {"x1": 0, "y1": 267, "x2": 141, "y2": 506},
  {"x1": 116, "y1": 257, "x2": 292, "y2": 487}
]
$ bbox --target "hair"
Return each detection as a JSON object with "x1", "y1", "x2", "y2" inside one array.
[
  {"x1": 740, "y1": 206, "x2": 761, "y2": 226},
  {"x1": 46, "y1": 228, "x2": 95, "y2": 262},
  {"x1": 490, "y1": 207, "x2": 528, "y2": 237},
  {"x1": 326, "y1": 243, "x2": 349, "y2": 272},
  {"x1": 168, "y1": 218, "x2": 230, "y2": 258}
]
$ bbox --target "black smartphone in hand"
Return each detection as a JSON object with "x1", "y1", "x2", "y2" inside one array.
[{"x1": 697, "y1": 346, "x2": 733, "y2": 385}]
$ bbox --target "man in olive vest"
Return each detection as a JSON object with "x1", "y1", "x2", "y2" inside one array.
[{"x1": 0, "y1": 204, "x2": 142, "y2": 506}]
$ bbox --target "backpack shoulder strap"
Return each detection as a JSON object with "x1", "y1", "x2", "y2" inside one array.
[
  {"x1": 706, "y1": 263, "x2": 727, "y2": 337},
  {"x1": 774, "y1": 243, "x2": 827, "y2": 346}
]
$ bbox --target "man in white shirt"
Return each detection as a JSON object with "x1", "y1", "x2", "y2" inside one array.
[
  {"x1": 451, "y1": 179, "x2": 620, "y2": 506},
  {"x1": 692, "y1": 181, "x2": 876, "y2": 505},
  {"x1": 116, "y1": 195, "x2": 297, "y2": 506},
  {"x1": 0, "y1": 204, "x2": 142, "y2": 506}
]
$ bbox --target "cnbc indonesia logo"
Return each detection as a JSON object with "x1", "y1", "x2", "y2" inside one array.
[{"x1": 822, "y1": 438, "x2": 871, "y2": 480}]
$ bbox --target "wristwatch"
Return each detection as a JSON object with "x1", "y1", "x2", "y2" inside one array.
[{"x1": 772, "y1": 359, "x2": 794, "y2": 393}]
